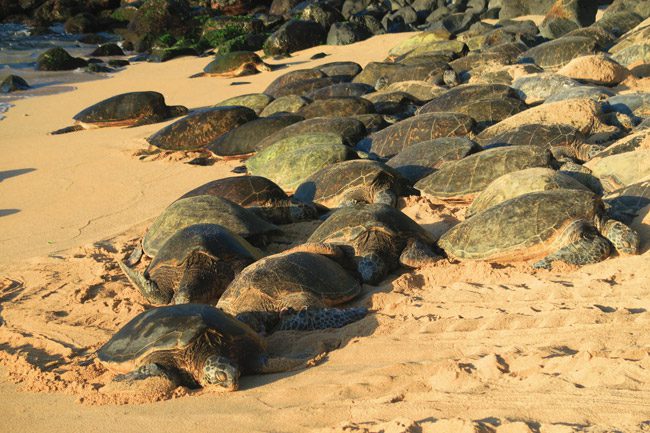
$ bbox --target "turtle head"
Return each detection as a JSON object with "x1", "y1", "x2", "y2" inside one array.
[
  {"x1": 356, "y1": 253, "x2": 387, "y2": 285},
  {"x1": 288, "y1": 201, "x2": 323, "y2": 222},
  {"x1": 167, "y1": 105, "x2": 189, "y2": 118},
  {"x1": 601, "y1": 219, "x2": 640, "y2": 256},
  {"x1": 202, "y1": 355, "x2": 240, "y2": 391}
]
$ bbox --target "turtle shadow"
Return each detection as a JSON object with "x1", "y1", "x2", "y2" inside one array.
[
  {"x1": 0, "y1": 209, "x2": 20, "y2": 217},
  {"x1": 0, "y1": 342, "x2": 66, "y2": 372},
  {"x1": 240, "y1": 314, "x2": 380, "y2": 390},
  {"x1": 0, "y1": 168, "x2": 36, "y2": 182}
]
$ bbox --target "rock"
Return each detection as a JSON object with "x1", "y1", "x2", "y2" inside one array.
[
  {"x1": 594, "y1": 11, "x2": 644, "y2": 38},
  {"x1": 327, "y1": 21, "x2": 372, "y2": 45},
  {"x1": 108, "y1": 59, "x2": 130, "y2": 67},
  {"x1": 34, "y1": 0, "x2": 80, "y2": 24},
  {"x1": 540, "y1": 0, "x2": 599, "y2": 40},
  {"x1": 126, "y1": 0, "x2": 192, "y2": 52},
  {"x1": 498, "y1": 0, "x2": 555, "y2": 20},
  {"x1": 263, "y1": 20, "x2": 326, "y2": 56},
  {"x1": 90, "y1": 43, "x2": 125, "y2": 56},
  {"x1": 342, "y1": 0, "x2": 391, "y2": 19},
  {"x1": 557, "y1": 54, "x2": 629, "y2": 86},
  {"x1": 63, "y1": 12, "x2": 99, "y2": 34},
  {"x1": 317, "y1": 61, "x2": 363, "y2": 78},
  {"x1": 211, "y1": 0, "x2": 269, "y2": 15},
  {"x1": 387, "y1": 29, "x2": 452, "y2": 58},
  {"x1": 1, "y1": 75, "x2": 30, "y2": 93},
  {"x1": 36, "y1": 47, "x2": 87, "y2": 71},
  {"x1": 300, "y1": 3, "x2": 344, "y2": 30},
  {"x1": 427, "y1": 11, "x2": 480, "y2": 35},
  {"x1": 148, "y1": 46, "x2": 198, "y2": 63},
  {"x1": 269, "y1": 0, "x2": 302, "y2": 17}
]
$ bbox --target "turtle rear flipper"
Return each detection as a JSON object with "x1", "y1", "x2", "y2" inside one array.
[
  {"x1": 189, "y1": 72, "x2": 206, "y2": 78},
  {"x1": 400, "y1": 237, "x2": 440, "y2": 268},
  {"x1": 118, "y1": 261, "x2": 172, "y2": 304},
  {"x1": 276, "y1": 307, "x2": 368, "y2": 331},
  {"x1": 125, "y1": 244, "x2": 144, "y2": 267},
  {"x1": 50, "y1": 124, "x2": 84, "y2": 135},
  {"x1": 532, "y1": 223, "x2": 611, "y2": 269}
]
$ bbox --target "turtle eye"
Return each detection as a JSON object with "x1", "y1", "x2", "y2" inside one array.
[
  {"x1": 622, "y1": 241, "x2": 631, "y2": 249},
  {"x1": 216, "y1": 372, "x2": 228, "y2": 383}
]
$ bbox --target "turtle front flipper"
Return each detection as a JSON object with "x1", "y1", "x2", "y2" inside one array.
[
  {"x1": 124, "y1": 244, "x2": 144, "y2": 266},
  {"x1": 276, "y1": 307, "x2": 368, "y2": 331},
  {"x1": 114, "y1": 363, "x2": 180, "y2": 385},
  {"x1": 399, "y1": 237, "x2": 440, "y2": 268},
  {"x1": 189, "y1": 72, "x2": 206, "y2": 78},
  {"x1": 50, "y1": 124, "x2": 84, "y2": 135},
  {"x1": 118, "y1": 261, "x2": 171, "y2": 304},
  {"x1": 256, "y1": 352, "x2": 327, "y2": 374},
  {"x1": 532, "y1": 223, "x2": 611, "y2": 269},
  {"x1": 373, "y1": 188, "x2": 397, "y2": 206},
  {"x1": 202, "y1": 355, "x2": 240, "y2": 391}
]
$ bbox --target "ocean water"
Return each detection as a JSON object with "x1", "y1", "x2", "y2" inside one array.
[{"x1": 0, "y1": 23, "x2": 122, "y2": 119}]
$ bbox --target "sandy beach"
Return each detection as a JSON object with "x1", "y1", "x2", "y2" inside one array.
[{"x1": 2, "y1": 22, "x2": 650, "y2": 433}]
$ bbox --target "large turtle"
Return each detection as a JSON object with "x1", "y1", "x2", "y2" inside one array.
[
  {"x1": 179, "y1": 176, "x2": 320, "y2": 224},
  {"x1": 206, "y1": 114, "x2": 304, "y2": 158},
  {"x1": 466, "y1": 168, "x2": 591, "y2": 217},
  {"x1": 50, "y1": 91, "x2": 188, "y2": 135},
  {"x1": 298, "y1": 97, "x2": 376, "y2": 119},
  {"x1": 191, "y1": 52, "x2": 273, "y2": 78},
  {"x1": 128, "y1": 195, "x2": 279, "y2": 267},
  {"x1": 356, "y1": 112, "x2": 475, "y2": 158},
  {"x1": 293, "y1": 160, "x2": 414, "y2": 208},
  {"x1": 266, "y1": 75, "x2": 349, "y2": 98},
  {"x1": 415, "y1": 146, "x2": 553, "y2": 199},
  {"x1": 120, "y1": 224, "x2": 263, "y2": 305},
  {"x1": 147, "y1": 106, "x2": 257, "y2": 151},
  {"x1": 307, "y1": 204, "x2": 439, "y2": 284},
  {"x1": 517, "y1": 36, "x2": 599, "y2": 70},
  {"x1": 97, "y1": 304, "x2": 319, "y2": 391},
  {"x1": 440, "y1": 189, "x2": 640, "y2": 268},
  {"x1": 217, "y1": 244, "x2": 368, "y2": 334},
  {"x1": 584, "y1": 150, "x2": 650, "y2": 193},
  {"x1": 255, "y1": 117, "x2": 367, "y2": 151},
  {"x1": 214, "y1": 93, "x2": 274, "y2": 115},
  {"x1": 246, "y1": 133, "x2": 358, "y2": 191},
  {"x1": 306, "y1": 83, "x2": 374, "y2": 100},
  {"x1": 477, "y1": 123, "x2": 602, "y2": 162},
  {"x1": 386, "y1": 137, "x2": 481, "y2": 183},
  {"x1": 417, "y1": 84, "x2": 519, "y2": 114},
  {"x1": 264, "y1": 69, "x2": 326, "y2": 97},
  {"x1": 604, "y1": 180, "x2": 650, "y2": 224}
]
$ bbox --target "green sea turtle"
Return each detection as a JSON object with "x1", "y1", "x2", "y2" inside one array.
[
  {"x1": 206, "y1": 114, "x2": 304, "y2": 158},
  {"x1": 297, "y1": 97, "x2": 376, "y2": 119},
  {"x1": 584, "y1": 150, "x2": 650, "y2": 193},
  {"x1": 51, "y1": 91, "x2": 188, "y2": 135},
  {"x1": 466, "y1": 168, "x2": 591, "y2": 217},
  {"x1": 293, "y1": 160, "x2": 414, "y2": 208},
  {"x1": 255, "y1": 117, "x2": 367, "y2": 151},
  {"x1": 147, "y1": 106, "x2": 257, "y2": 151},
  {"x1": 259, "y1": 95, "x2": 310, "y2": 117},
  {"x1": 217, "y1": 244, "x2": 368, "y2": 333},
  {"x1": 604, "y1": 180, "x2": 650, "y2": 224},
  {"x1": 439, "y1": 189, "x2": 640, "y2": 268},
  {"x1": 246, "y1": 133, "x2": 358, "y2": 191},
  {"x1": 415, "y1": 146, "x2": 553, "y2": 199},
  {"x1": 120, "y1": 224, "x2": 263, "y2": 305},
  {"x1": 356, "y1": 112, "x2": 475, "y2": 158},
  {"x1": 191, "y1": 51, "x2": 273, "y2": 78},
  {"x1": 386, "y1": 137, "x2": 481, "y2": 183},
  {"x1": 417, "y1": 84, "x2": 520, "y2": 114},
  {"x1": 478, "y1": 123, "x2": 601, "y2": 162},
  {"x1": 352, "y1": 61, "x2": 449, "y2": 87},
  {"x1": 264, "y1": 69, "x2": 326, "y2": 96},
  {"x1": 97, "y1": 304, "x2": 320, "y2": 391},
  {"x1": 179, "y1": 176, "x2": 320, "y2": 224},
  {"x1": 317, "y1": 61, "x2": 362, "y2": 78},
  {"x1": 518, "y1": 36, "x2": 599, "y2": 70},
  {"x1": 127, "y1": 195, "x2": 279, "y2": 267},
  {"x1": 214, "y1": 93, "x2": 274, "y2": 115},
  {"x1": 306, "y1": 83, "x2": 375, "y2": 100},
  {"x1": 306, "y1": 204, "x2": 439, "y2": 284}
]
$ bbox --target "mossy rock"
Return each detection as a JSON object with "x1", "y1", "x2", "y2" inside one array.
[{"x1": 36, "y1": 47, "x2": 88, "y2": 71}]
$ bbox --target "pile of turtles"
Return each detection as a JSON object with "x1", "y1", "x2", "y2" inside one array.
[{"x1": 94, "y1": 3, "x2": 650, "y2": 395}]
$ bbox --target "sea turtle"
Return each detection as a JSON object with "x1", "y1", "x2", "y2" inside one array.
[
  {"x1": 264, "y1": 69, "x2": 326, "y2": 97},
  {"x1": 147, "y1": 106, "x2": 257, "y2": 151},
  {"x1": 317, "y1": 61, "x2": 362, "y2": 78},
  {"x1": 306, "y1": 204, "x2": 439, "y2": 284},
  {"x1": 604, "y1": 180, "x2": 650, "y2": 224},
  {"x1": 297, "y1": 97, "x2": 375, "y2": 119},
  {"x1": 97, "y1": 304, "x2": 320, "y2": 391},
  {"x1": 352, "y1": 61, "x2": 449, "y2": 87},
  {"x1": 417, "y1": 84, "x2": 519, "y2": 114},
  {"x1": 306, "y1": 83, "x2": 375, "y2": 100},
  {"x1": 255, "y1": 117, "x2": 367, "y2": 151},
  {"x1": 386, "y1": 137, "x2": 481, "y2": 183},
  {"x1": 206, "y1": 114, "x2": 304, "y2": 158},
  {"x1": 511, "y1": 73, "x2": 581, "y2": 104},
  {"x1": 50, "y1": 91, "x2": 188, "y2": 135},
  {"x1": 131, "y1": 195, "x2": 279, "y2": 265},
  {"x1": 293, "y1": 160, "x2": 414, "y2": 208},
  {"x1": 259, "y1": 95, "x2": 310, "y2": 117},
  {"x1": 191, "y1": 51, "x2": 273, "y2": 78},
  {"x1": 214, "y1": 93, "x2": 274, "y2": 115},
  {"x1": 478, "y1": 123, "x2": 601, "y2": 162},
  {"x1": 415, "y1": 146, "x2": 553, "y2": 199},
  {"x1": 178, "y1": 176, "x2": 320, "y2": 224},
  {"x1": 356, "y1": 112, "x2": 475, "y2": 158},
  {"x1": 584, "y1": 150, "x2": 650, "y2": 193},
  {"x1": 517, "y1": 36, "x2": 599, "y2": 70},
  {"x1": 217, "y1": 244, "x2": 368, "y2": 333},
  {"x1": 439, "y1": 189, "x2": 640, "y2": 268},
  {"x1": 246, "y1": 133, "x2": 358, "y2": 191},
  {"x1": 120, "y1": 224, "x2": 263, "y2": 305},
  {"x1": 466, "y1": 168, "x2": 591, "y2": 217}
]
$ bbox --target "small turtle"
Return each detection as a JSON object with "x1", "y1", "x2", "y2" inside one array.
[
  {"x1": 51, "y1": 91, "x2": 188, "y2": 135},
  {"x1": 127, "y1": 195, "x2": 279, "y2": 266},
  {"x1": 179, "y1": 176, "x2": 321, "y2": 224},
  {"x1": 147, "y1": 106, "x2": 257, "y2": 151},
  {"x1": 246, "y1": 133, "x2": 358, "y2": 191},
  {"x1": 307, "y1": 204, "x2": 439, "y2": 284},
  {"x1": 191, "y1": 51, "x2": 273, "y2": 78},
  {"x1": 97, "y1": 304, "x2": 319, "y2": 391},
  {"x1": 356, "y1": 112, "x2": 475, "y2": 158},
  {"x1": 386, "y1": 137, "x2": 481, "y2": 183},
  {"x1": 120, "y1": 224, "x2": 263, "y2": 305},
  {"x1": 415, "y1": 146, "x2": 553, "y2": 199},
  {"x1": 439, "y1": 189, "x2": 640, "y2": 268},
  {"x1": 206, "y1": 114, "x2": 304, "y2": 158},
  {"x1": 466, "y1": 168, "x2": 591, "y2": 217},
  {"x1": 517, "y1": 36, "x2": 599, "y2": 70},
  {"x1": 293, "y1": 160, "x2": 414, "y2": 208},
  {"x1": 217, "y1": 244, "x2": 368, "y2": 334}
]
